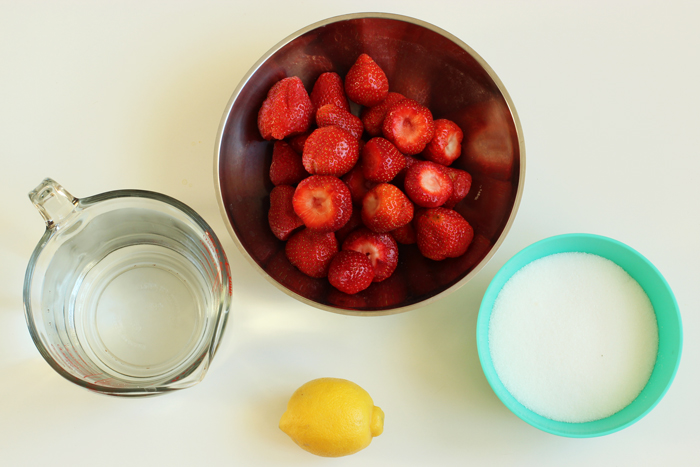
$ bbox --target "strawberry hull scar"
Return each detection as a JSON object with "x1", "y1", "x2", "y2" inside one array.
[{"x1": 292, "y1": 175, "x2": 352, "y2": 232}]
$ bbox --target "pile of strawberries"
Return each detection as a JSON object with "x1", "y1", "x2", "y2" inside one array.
[{"x1": 259, "y1": 54, "x2": 475, "y2": 297}]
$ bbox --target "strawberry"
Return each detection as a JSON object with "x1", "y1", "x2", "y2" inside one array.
[
  {"x1": 315, "y1": 104, "x2": 364, "y2": 140},
  {"x1": 292, "y1": 175, "x2": 352, "y2": 232},
  {"x1": 265, "y1": 249, "x2": 328, "y2": 301},
  {"x1": 360, "y1": 92, "x2": 406, "y2": 136},
  {"x1": 287, "y1": 131, "x2": 312, "y2": 154},
  {"x1": 258, "y1": 76, "x2": 313, "y2": 140},
  {"x1": 269, "y1": 141, "x2": 308, "y2": 186},
  {"x1": 334, "y1": 207, "x2": 363, "y2": 245},
  {"x1": 442, "y1": 166, "x2": 472, "y2": 209},
  {"x1": 404, "y1": 160, "x2": 454, "y2": 208},
  {"x1": 412, "y1": 206, "x2": 428, "y2": 225},
  {"x1": 302, "y1": 126, "x2": 359, "y2": 177},
  {"x1": 328, "y1": 250, "x2": 375, "y2": 294},
  {"x1": 342, "y1": 165, "x2": 377, "y2": 206},
  {"x1": 382, "y1": 99, "x2": 434, "y2": 155},
  {"x1": 285, "y1": 228, "x2": 338, "y2": 278},
  {"x1": 393, "y1": 153, "x2": 420, "y2": 188},
  {"x1": 422, "y1": 119, "x2": 463, "y2": 166},
  {"x1": 268, "y1": 185, "x2": 304, "y2": 241},
  {"x1": 361, "y1": 183, "x2": 414, "y2": 233},
  {"x1": 389, "y1": 222, "x2": 416, "y2": 245},
  {"x1": 415, "y1": 207, "x2": 474, "y2": 261},
  {"x1": 342, "y1": 227, "x2": 399, "y2": 282},
  {"x1": 361, "y1": 137, "x2": 406, "y2": 183},
  {"x1": 344, "y1": 54, "x2": 389, "y2": 107},
  {"x1": 310, "y1": 72, "x2": 350, "y2": 113}
]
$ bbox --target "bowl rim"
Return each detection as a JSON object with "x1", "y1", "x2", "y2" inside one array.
[
  {"x1": 213, "y1": 12, "x2": 527, "y2": 316},
  {"x1": 476, "y1": 232, "x2": 683, "y2": 437}
]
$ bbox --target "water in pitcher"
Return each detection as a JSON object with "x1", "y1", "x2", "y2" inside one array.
[
  {"x1": 24, "y1": 179, "x2": 230, "y2": 395},
  {"x1": 74, "y1": 244, "x2": 208, "y2": 379}
]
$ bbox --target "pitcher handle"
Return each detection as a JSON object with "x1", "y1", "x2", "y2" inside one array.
[{"x1": 28, "y1": 178, "x2": 79, "y2": 229}]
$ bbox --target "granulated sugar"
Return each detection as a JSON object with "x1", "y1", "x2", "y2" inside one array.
[{"x1": 488, "y1": 252, "x2": 658, "y2": 423}]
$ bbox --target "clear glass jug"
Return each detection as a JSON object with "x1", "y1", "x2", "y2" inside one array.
[{"x1": 23, "y1": 178, "x2": 232, "y2": 396}]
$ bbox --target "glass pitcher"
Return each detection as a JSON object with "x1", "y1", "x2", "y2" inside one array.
[{"x1": 23, "y1": 178, "x2": 232, "y2": 396}]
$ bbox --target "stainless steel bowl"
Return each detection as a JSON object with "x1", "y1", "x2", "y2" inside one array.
[{"x1": 215, "y1": 12, "x2": 525, "y2": 315}]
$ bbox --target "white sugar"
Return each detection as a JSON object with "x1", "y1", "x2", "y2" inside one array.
[{"x1": 488, "y1": 252, "x2": 658, "y2": 423}]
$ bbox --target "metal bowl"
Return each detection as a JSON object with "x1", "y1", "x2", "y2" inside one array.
[{"x1": 215, "y1": 13, "x2": 525, "y2": 315}]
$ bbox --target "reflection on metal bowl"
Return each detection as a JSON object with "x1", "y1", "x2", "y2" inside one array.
[{"x1": 215, "y1": 13, "x2": 525, "y2": 315}]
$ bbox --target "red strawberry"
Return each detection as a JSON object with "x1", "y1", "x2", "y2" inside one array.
[
  {"x1": 268, "y1": 185, "x2": 304, "y2": 240},
  {"x1": 442, "y1": 166, "x2": 472, "y2": 209},
  {"x1": 342, "y1": 165, "x2": 377, "y2": 206},
  {"x1": 342, "y1": 227, "x2": 399, "y2": 282},
  {"x1": 315, "y1": 104, "x2": 364, "y2": 140},
  {"x1": 334, "y1": 207, "x2": 363, "y2": 245},
  {"x1": 389, "y1": 222, "x2": 416, "y2": 245},
  {"x1": 361, "y1": 183, "x2": 414, "y2": 233},
  {"x1": 404, "y1": 154, "x2": 420, "y2": 170},
  {"x1": 360, "y1": 92, "x2": 406, "y2": 136},
  {"x1": 269, "y1": 141, "x2": 308, "y2": 186},
  {"x1": 258, "y1": 76, "x2": 313, "y2": 140},
  {"x1": 412, "y1": 206, "x2": 429, "y2": 226},
  {"x1": 344, "y1": 54, "x2": 389, "y2": 107},
  {"x1": 292, "y1": 175, "x2": 352, "y2": 232},
  {"x1": 265, "y1": 249, "x2": 328, "y2": 301},
  {"x1": 328, "y1": 250, "x2": 375, "y2": 294},
  {"x1": 310, "y1": 72, "x2": 350, "y2": 113},
  {"x1": 393, "y1": 153, "x2": 420, "y2": 188},
  {"x1": 415, "y1": 207, "x2": 474, "y2": 261},
  {"x1": 404, "y1": 160, "x2": 454, "y2": 208},
  {"x1": 382, "y1": 99, "x2": 434, "y2": 155},
  {"x1": 423, "y1": 119, "x2": 463, "y2": 166},
  {"x1": 287, "y1": 131, "x2": 312, "y2": 154},
  {"x1": 361, "y1": 137, "x2": 406, "y2": 183},
  {"x1": 302, "y1": 126, "x2": 359, "y2": 177},
  {"x1": 285, "y1": 228, "x2": 338, "y2": 278}
]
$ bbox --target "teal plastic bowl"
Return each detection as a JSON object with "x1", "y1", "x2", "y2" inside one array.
[{"x1": 476, "y1": 233, "x2": 682, "y2": 437}]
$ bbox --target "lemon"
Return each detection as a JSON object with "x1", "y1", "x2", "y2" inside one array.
[{"x1": 279, "y1": 377, "x2": 384, "y2": 457}]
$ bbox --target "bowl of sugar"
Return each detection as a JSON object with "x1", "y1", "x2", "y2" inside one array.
[{"x1": 476, "y1": 233, "x2": 682, "y2": 437}]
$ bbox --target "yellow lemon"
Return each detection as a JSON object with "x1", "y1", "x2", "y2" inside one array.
[{"x1": 279, "y1": 377, "x2": 384, "y2": 457}]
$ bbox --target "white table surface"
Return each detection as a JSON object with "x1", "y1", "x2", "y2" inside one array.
[{"x1": 2, "y1": 1, "x2": 698, "y2": 466}]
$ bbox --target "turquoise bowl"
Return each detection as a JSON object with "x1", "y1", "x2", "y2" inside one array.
[{"x1": 476, "y1": 233, "x2": 682, "y2": 437}]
